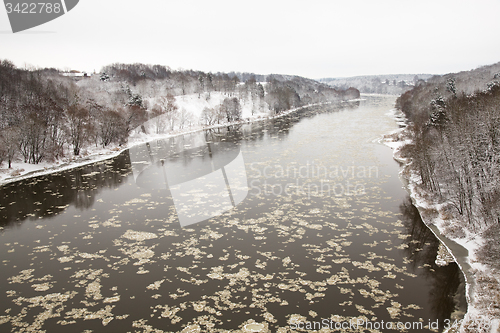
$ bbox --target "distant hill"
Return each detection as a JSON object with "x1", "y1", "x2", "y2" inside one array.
[
  {"x1": 414, "y1": 62, "x2": 500, "y2": 96},
  {"x1": 319, "y1": 74, "x2": 434, "y2": 95},
  {"x1": 227, "y1": 72, "x2": 328, "y2": 89},
  {"x1": 225, "y1": 71, "x2": 363, "y2": 99}
]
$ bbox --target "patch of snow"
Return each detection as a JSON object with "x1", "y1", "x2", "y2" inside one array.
[{"x1": 0, "y1": 145, "x2": 125, "y2": 186}]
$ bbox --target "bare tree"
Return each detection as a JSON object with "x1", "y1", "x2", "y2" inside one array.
[
  {"x1": 151, "y1": 104, "x2": 167, "y2": 134},
  {"x1": 159, "y1": 93, "x2": 178, "y2": 131},
  {"x1": 201, "y1": 106, "x2": 223, "y2": 126},
  {"x1": 1, "y1": 127, "x2": 20, "y2": 168},
  {"x1": 177, "y1": 108, "x2": 193, "y2": 130},
  {"x1": 66, "y1": 104, "x2": 90, "y2": 155},
  {"x1": 221, "y1": 97, "x2": 241, "y2": 122},
  {"x1": 98, "y1": 109, "x2": 125, "y2": 147}
]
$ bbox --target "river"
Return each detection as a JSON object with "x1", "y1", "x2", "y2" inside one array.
[{"x1": 0, "y1": 95, "x2": 464, "y2": 332}]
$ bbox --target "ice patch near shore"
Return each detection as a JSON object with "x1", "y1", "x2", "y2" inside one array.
[{"x1": 435, "y1": 243, "x2": 454, "y2": 266}]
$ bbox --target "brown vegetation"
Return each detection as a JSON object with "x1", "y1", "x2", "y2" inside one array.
[{"x1": 0, "y1": 60, "x2": 359, "y2": 167}]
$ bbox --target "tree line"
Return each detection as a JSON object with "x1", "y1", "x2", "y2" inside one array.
[
  {"x1": 0, "y1": 60, "x2": 359, "y2": 167},
  {"x1": 0, "y1": 60, "x2": 150, "y2": 167},
  {"x1": 321, "y1": 74, "x2": 434, "y2": 95},
  {"x1": 396, "y1": 61, "x2": 500, "y2": 232}
]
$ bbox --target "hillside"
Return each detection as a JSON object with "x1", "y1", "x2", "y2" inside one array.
[
  {"x1": 0, "y1": 60, "x2": 359, "y2": 180},
  {"x1": 320, "y1": 74, "x2": 434, "y2": 95},
  {"x1": 390, "y1": 61, "x2": 500, "y2": 332}
]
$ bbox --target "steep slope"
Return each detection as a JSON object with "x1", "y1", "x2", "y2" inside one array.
[{"x1": 391, "y1": 61, "x2": 500, "y2": 332}]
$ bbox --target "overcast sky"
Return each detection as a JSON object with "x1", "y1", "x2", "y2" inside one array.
[{"x1": 1, "y1": 0, "x2": 499, "y2": 79}]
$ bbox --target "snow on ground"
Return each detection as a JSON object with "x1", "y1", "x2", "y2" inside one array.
[
  {"x1": 0, "y1": 94, "x2": 325, "y2": 186},
  {"x1": 175, "y1": 93, "x2": 233, "y2": 119},
  {"x1": 145, "y1": 92, "x2": 270, "y2": 121},
  {"x1": 0, "y1": 144, "x2": 125, "y2": 186},
  {"x1": 383, "y1": 111, "x2": 500, "y2": 333}
]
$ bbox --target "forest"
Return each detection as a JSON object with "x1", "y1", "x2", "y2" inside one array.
[
  {"x1": 395, "y1": 61, "x2": 500, "y2": 332},
  {"x1": 0, "y1": 60, "x2": 359, "y2": 168},
  {"x1": 396, "y1": 61, "x2": 500, "y2": 236}
]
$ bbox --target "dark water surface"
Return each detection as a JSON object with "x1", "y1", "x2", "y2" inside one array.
[{"x1": 0, "y1": 96, "x2": 464, "y2": 332}]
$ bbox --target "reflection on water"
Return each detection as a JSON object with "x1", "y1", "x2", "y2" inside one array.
[
  {"x1": 0, "y1": 154, "x2": 132, "y2": 228},
  {"x1": 400, "y1": 197, "x2": 466, "y2": 331},
  {"x1": 0, "y1": 96, "x2": 464, "y2": 332}
]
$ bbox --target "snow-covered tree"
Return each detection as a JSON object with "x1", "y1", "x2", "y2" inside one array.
[
  {"x1": 100, "y1": 72, "x2": 110, "y2": 82},
  {"x1": 446, "y1": 78, "x2": 457, "y2": 97}
]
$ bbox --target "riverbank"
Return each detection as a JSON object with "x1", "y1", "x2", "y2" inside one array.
[
  {"x1": 0, "y1": 99, "x2": 349, "y2": 187},
  {"x1": 384, "y1": 109, "x2": 500, "y2": 333}
]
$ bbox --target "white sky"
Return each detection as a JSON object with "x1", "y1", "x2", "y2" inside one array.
[{"x1": 1, "y1": 0, "x2": 499, "y2": 79}]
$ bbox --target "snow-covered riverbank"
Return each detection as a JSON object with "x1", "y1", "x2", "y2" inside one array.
[
  {"x1": 384, "y1": 108, "x2": 500, "y2": 333},
  {"x1": 0, "y1": 94, "x2": 339, "y2": 187}
]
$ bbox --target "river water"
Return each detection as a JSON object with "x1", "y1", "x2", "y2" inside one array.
[{"x1": 0, "y1": 95, "x2": 464, "y2": 332}]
